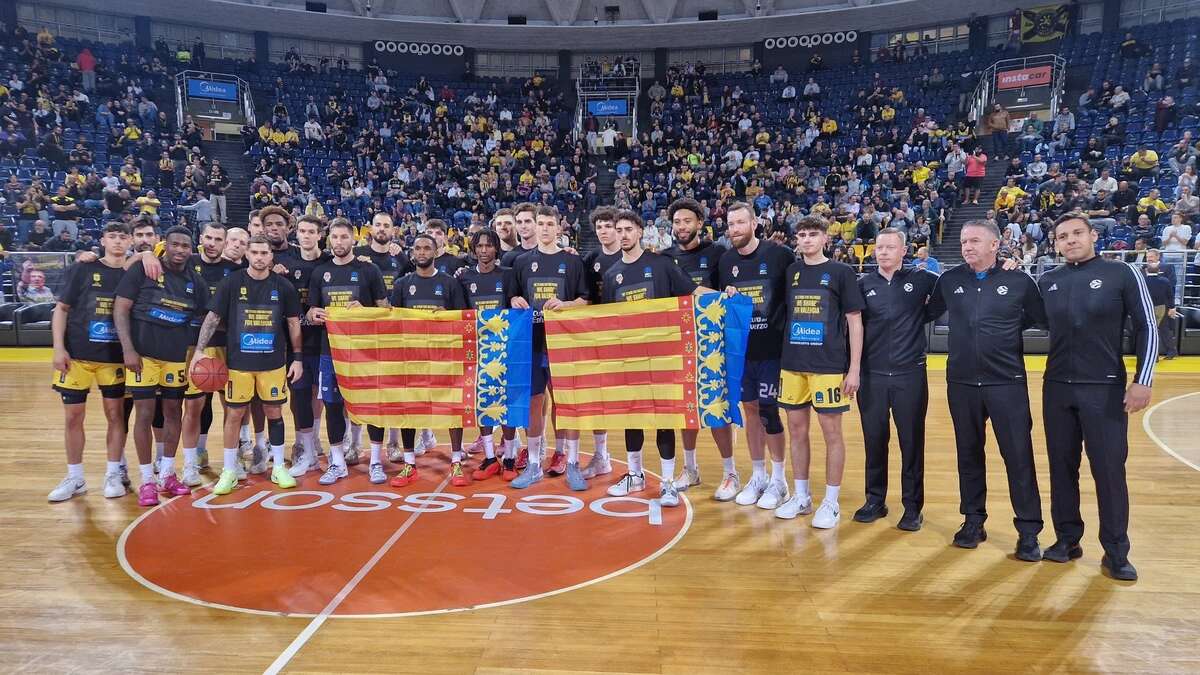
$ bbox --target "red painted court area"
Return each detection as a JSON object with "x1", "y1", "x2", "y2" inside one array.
[{"x1": 120, "y1": 453, "x2": 690, "y2": 617}]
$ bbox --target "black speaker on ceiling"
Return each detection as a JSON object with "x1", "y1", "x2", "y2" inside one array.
[
  {"x1": 698, "y1": 10, "x2": 718, "y2": 21},
  {"x1": 508, "y1": 15, "x2": 527, "y2": 25},
  {"x1": 305, "y1": 1, "x2": 327, "y2": 12}
]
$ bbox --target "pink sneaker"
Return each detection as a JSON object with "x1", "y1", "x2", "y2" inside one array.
[
  {"x1": 464, "y1": 436, "x2": 486, "y2": 455},
  {"x1": 159, "y1": 474, "x2": 191, "y2": 497},
  {"x1": 138, "y1": 482, "x2": 160, "y2": 507}
]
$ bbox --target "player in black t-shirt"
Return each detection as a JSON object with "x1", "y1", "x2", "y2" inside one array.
[
  {"x1": 661, "y1": 197, "x2": 737, "y2": 499},
  {"x1": 774, "y1": 216, "x2": 865, "y2": 528},
  {"x1": 493, "y1": 207, "x2": 518, "y2": 255},
  {"x1": 578, "y1": 206, "x2": 622, "y2": 481},
  {"x1": 273, "y1": 214, "x2": 331, "y2": 477},
  {"x1": 114, "y1": 227, "x2": 210, "y2": 507},
  {"x1": 47, "y1": 222, "x2": 133, "y2": 503},
  {"x1": 600, "y1": 210, "x2": 700, "y2": 505},
  {"x1": 508, "y1": 205, "x2": 590, "y2": 489},
  {"x1": 459, "y1": 229, "x2": 520, "y2": 480},
  {"x1": 717, "y1": 202, "x2": 795, "y2": 508},
  {"x1": 499, "y1": 202, "x2": 539, "y2": 268},
  {"x1": 386, "y1": 233, "x2": 472, "y2": 488},
  {"x1": 425, "y1": 218, "x2": 466, "y2": 276},
  {"x1": 306, "y1": 217, "x2": 390, "y2": 486},
  {"x1": 193, "y1": 236, "x2": 303, "y2": 496}
]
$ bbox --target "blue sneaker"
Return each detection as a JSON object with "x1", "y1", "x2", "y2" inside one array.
[
  {"x1": 565, "y1": 462, "x2": 588, "y2": 491},
  {"x1": 510, "y1": 463, "x2": 544, "y2": 489}
]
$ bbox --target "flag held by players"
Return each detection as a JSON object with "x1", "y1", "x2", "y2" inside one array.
[
  {"x1": 544, "y1": 293, "x2": 752, "y2": 431},
  {"x1": 326, "y1": 307, "x2": 532, "y2": 429}
]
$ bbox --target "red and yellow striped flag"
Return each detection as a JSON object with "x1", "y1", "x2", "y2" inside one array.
[{"x1": 544, "y1": 293, "x2": 752, "y2": 431}]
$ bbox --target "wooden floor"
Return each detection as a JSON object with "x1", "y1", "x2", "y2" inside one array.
[{"x1": 2, "y1": 355, "x2": 1199, "y2": 674}]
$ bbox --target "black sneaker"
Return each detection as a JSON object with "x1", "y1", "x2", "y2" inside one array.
[
  {"x1": 852, "y1": 501, "x2": 888, "y2": 523},
  {"x1": 1102, "y1": 555, "x2": 1138, "y2": 581},
  {"x1": 1042, "y1": 540, "x2": 1083, "y2": 563},
  {"x1": 897, "y1": 510, "x2": 924, "y2": 532},
  {"x1": 953, "y1": 522, "x2": 987, "y2": 548},
  {"x1": 1015, "y1": 534, "x2": 1042, "y2": 562}
]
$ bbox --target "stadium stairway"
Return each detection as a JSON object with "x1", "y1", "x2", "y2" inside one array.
[
  {"x1": 201, "y1": 139, "x2": 254, "y2": 226},
  {"x1": 578, "y1": 158, "x2": 617, "y2": 255},
  {"x1": 931, "y1": 158, "x2": 1008, "y2": 265}
]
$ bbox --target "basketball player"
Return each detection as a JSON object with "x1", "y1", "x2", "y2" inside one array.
[
  {"x1": 388, "y1": 233, "x2": 470, "y2": 488},
  {"x1": 1038, "y1": 213, "x2": 1157, "y2": 581},
  {"x1": 194, "y1": 236, "x2": 303, "y2": 494},
  {"x1": 113, "y1": 227, "x2": 210, "y2": 506},
  {"x1": 578, "y1": 205, "x2": 622, "y2": 480},
  {"x1": 274, "y1": 215, "x2": 331, "y2": 476},
  {"x1": 508, "y1": 205, "x2": 589, "y2": 488},
  {"x1": 927, "y1": 220, "x2": 1046, "y2": 562},
  {"x1": 459, "y1": 229, "x2": 519, "y2": 480},
  {"x1": 718, "y1": 202, "x2": 795, "y2": 505},
  {"x1": 222, "y1": 225, "x2": 268, "y2": 458},
  {"x1": 493, "y1": 208, "x2": 518, "y2": 254},
  {"x1": 500, "y1": 202, "x2": 538, "y2": 268},
  {"x1": 353, "y1": 211, "x2": 414, "y2": 463},
  {"x1": 773, "y1": 216, "x2": 865, "y2": 528},
  {"x1": 661, "y1": 197, "x2": 737, "y2": 498},
  {"x1": 601, "y1": 210, "x2": 704, "y2": 505},
  {"x1": 306, "y1": 218, "x2": 389, "y2": 485},
  {"x1": 48, "y1": 222, "x2": 133, "y2": 502},
  {"x1": 426, "y1": 219, "x2": 466, "y2": 276}
]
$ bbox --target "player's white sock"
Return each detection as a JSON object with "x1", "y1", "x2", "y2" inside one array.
[
  {"x1": 351, "y1": 423, "x2": 363, "y2": 447},
  {"x1": 722, "y1": 456, "x2": 736, "y2": 474},
  {"x1": 139, "y1": 463, "x2": 155, "y2": 481},
  {"x1": 106, "y1": 460, "x2": 121, "y2": 475},
  {"x1": 683, "y1": 448, "x2": 697, "y2": 470},
  {"x1": 254, "y1": 431, "x2": 266, "y2": 449},
  {"x1": 158, "y1": 455, "x2": 175, "y2": 476},
  {"x1": 751, "y1": 459, "x2": 766, "y2": 480},
  {"x1": 67, "y1": 463, "x2": 84, "y2": 480},
  {"x1": 404, "y1": 450, "x2": 415, "y2": 464},
  {"x1": 627, "y1": 450, "x2": 643, "y2": 475},
  {"x1": 770, "y1": 460, "x2": 785, "y2": 483},
  {"x1": 270, "y1": 444, "x2": 284, "y2": 466},
  {"x1": 824, "y1": 484, "x2": 840, "y2": 506},
  {"x1": 388, "y1": 428, "x2": 400, "y2": 445},
  {"x1": 183, "y1": 447, "x2": 198, "y2": 468},
  {"x1": 300, "y1": 429, "x2": 316, "y2": 455},
  {"x1": 330, "y1": 444, "x2": 346, "y2": 468},
  {"x1": 593, "y1": 431, "x2": 608, "y2": 459},
  {"x1": 661, "y1": 457, "x2": 675, "y2": 480},
  {"x1": 527, "y1": 435, "x2": 544, "y2": 467},
  {"x1": 503, "y1": 438, "x2": 517, "y2": 460},
  {"x1": 239, "y1": 424, "x2": 250, "y2": 443},
  {"x1": 794, "y1": 479, "x2": 811, "y2": 500},
  {"x1": 223, "y1": 448, "x2": 239, "y2": 470},
  {"x1": 370, "y1": 442, "x2": 382, "y2": 465},
  {"x1": 451, "y1": 451, "x2": 462, "y2": 463},
  {"x1": 483, "y1": 436, "x2": 495, "y2": 459},
  {"x1": 197, "y1": 433, "x2": 207, "y2": 452},
  {"x1": 566, "y1": 438, "x2": 579, "y2": 464}
]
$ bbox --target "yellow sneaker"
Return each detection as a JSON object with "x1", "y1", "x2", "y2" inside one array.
[
  {"x1": 271, "y1": 464, "x2": 297, "y2": 489},
  {"x1": 213, "y1": 468, "x2": 239, "y2": 495}
]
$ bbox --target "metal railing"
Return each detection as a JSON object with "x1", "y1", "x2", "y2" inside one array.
[
  {"x1": 174, "y1": 70, "x2": 256, "y2": 129},
  {"x1": 968, "y1": 54, "x2": 1066, "y2": 125}
]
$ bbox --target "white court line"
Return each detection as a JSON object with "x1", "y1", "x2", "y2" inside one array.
[
  {"x1": 263, "y1": 472, "x2": 454, "y2": 675},
  {"x1": 1141, "y1": 391, "x2": 1200, "y2": 472}
]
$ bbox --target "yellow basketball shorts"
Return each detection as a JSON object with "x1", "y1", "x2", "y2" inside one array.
[
  {"x1": 225, "y1": 367, "x2": 288, "y2": 406},
  {"x1": 52, "y1": 360, "x2": 125, "y2": 402},
  {"x1": 779, "y1": 371, "x2": 849, "y2": 413},
  {"x1": 128, "y1": 357, "x2": 189, "y2": 399}
]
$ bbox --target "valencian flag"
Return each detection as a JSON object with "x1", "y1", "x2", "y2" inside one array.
[
  {"x1": 544, "y1": 293, "x2": 753, "y2": 431},
  {"x1": 326, "y1": 306, "x2": 532, "y2": 429},
  {"x1": 1021, "y1": 4, "x2": 1069, "y2": 43}
]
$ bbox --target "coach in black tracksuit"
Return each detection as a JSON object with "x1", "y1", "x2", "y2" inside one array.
[
  {"x1": 853, "y1": 228, "x2": 939, "y2": 531},
  {"x1": 928, "y1": 220, "x2": 1046, "y2": 562},
  {"x1": 1037, "y1": 215, "x2": 1157, "y2": 581}
]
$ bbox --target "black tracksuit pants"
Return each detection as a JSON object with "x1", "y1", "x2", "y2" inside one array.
[
  {"x1": 857, "y1": 369, "x2": 927, "y2": 513},
  {"x1": 1042, "y1": 381, "x2": 1131, "y2": 559},
  {"x1": 947, "y1": 382, "x2": 1044, "y2": 535}
]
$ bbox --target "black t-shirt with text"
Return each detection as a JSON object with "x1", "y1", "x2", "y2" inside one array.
[
  {"x1": 511, "y1": 248, "x2": 589, "y2": 350},
  {"x1": 601, "y1": 251, "x2": 697, "y2": 304},
  {"x1": 782, "y1": 259, "x2": 865, "y2": 374},
  {"x1": 390, "y1": 270, "x2": 468, "y2": 310},
  {"x1": 190, "y1": 254, "x2": 241, "y2": 347},
  {"x1": 59, "y1": 260, "x2": 125, "y2": 363},
  {"x1": 500, "y1": 245, "x2": 535, "y2": 269},
  {"x1": 274, "y1": 248, "x2": 330, "y2": 354},
  {"x1": 460, "y1": 265, "x2": 515, "y2": 311},
  {"x1": 115, "y1": 260, "x2": 209, "y2": 363},
  {"x1": 716, "y1": 239, "x2": 795, "y2": 361},
  {"x1": 663, "y1": 240, "x2": 725, "y2": 289},
  {"x1": 209, "y1": 269, "x2": 301, "y2": 371},
  {"x1": 354, "y1": 244, "x2": 413, "y2": 291},
  {"x1": 307, "y1": 259, "x2": 388, "y2": 354}
]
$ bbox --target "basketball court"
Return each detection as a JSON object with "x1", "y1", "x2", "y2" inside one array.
[{"x1": 2, "y1": 351, "x2": 1198, "y2": 673}]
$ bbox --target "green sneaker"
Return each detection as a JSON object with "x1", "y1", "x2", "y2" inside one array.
[
  {"x1": 271, "y1": 464, "x2": 297, "y2": 489},
  {"x1": 213, "y1": 468, "x2": 239, "y2": 495}
]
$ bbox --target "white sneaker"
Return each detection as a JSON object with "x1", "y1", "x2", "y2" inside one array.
[
  {"x1": 368, "y1": 462, "x2": 387, "y2": 484},
  {"x1": 713, "y1": 472, "x2": 741, "y2": 502},
  {"x1": 288, "y1": 449, "x2": 317, "y2": 477},
  {"x1": 580, "y1": 452, "x2": 612, "y2": 479},
  {"x1": 606, "y1": 472, "x2": 647, "y2": 497},
  {"x1": 386, "y1": 441, "x2": 404, "y2": 463},
  {"x1": 755, "y1": 480, "x2": 789, "y2": 510},
  {"x1": 48, "y1": 476, "x2": 87, "y2": 502},
  {"x1": 181, "y1": 464, "x2": 203, "y2": 487},
  {"x1": 318, "y1": 463, "x2": 349, "y2": 485},
  {"x1": 659, "y1": 481, "x2": 681, "y2": 507},
  {"x1": 415, "y1": 429, "x2": 437, "y2": 456},
  {"x1": 734, "y1": 474, "x2": 769, "y2": 506},
  {"x1": 812, "y1": 501, "x2": 841, "y2": 529},
  {"x1": 103, "y1": 471, "x2": 126, "y2": 498},
  {"x1": 672, "y1": 466, "x2": 701, "y2": 492},
  {"x1": 775, "y1": 494, "x2": 814, "y2": 520},
  {"x1": 235, "y1": 461, "x2": 247, "y2": 480},
  {"x1": 249, "y1": 445, "x2": 269, "y2": 474}
]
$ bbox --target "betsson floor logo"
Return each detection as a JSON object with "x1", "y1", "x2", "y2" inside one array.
[{"x1": 119, "y1": 455, "x2": 691, "y2": 617}]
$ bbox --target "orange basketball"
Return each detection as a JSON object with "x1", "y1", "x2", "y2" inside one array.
[{"x1": 190, "y1": 356, "x2": 229, "y2": 393}]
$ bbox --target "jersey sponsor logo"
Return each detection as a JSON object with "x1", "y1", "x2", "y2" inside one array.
[
  {"x1": 904, "y1": 282, "x2": 914, "y2": 292},
  {"x1": 820, "y1": 273, "x2": 831, "y2": 287},
  {"x1": 699, "y1": 257, "x2": 708, "y2": 269},
  {"x1": 558, "y1": 263, "x2": 567, "y2": 275},
  {"x1": 350, "y1": 272, "x2": 359, "y2": 282},
  {"x1": 1090, "y1": 279, "x2": 1103, "y2": 289},
  {"x1": 185, "y1": 282, "x2": 194, "y2": 294},
  {"x1": 241, "y1": 332, "x2": 275, "y2": 352},
  {"x1": 149, "y1": 307, "x2": 188, "y2": 324},
  {"x1": 997, "y1": 285, "x2": 1009, "y2": 295},
  {"x1": 270, "y1": 290, "x2": 279, "y2": 301},
  {"x1": 759, "y1": 263, "x2": 769, "y2": 276},
  {"x1": 434, "y1": 284, "x2": 444, "y2": 296},
  {"x1": 494, "y1": 282, "x2": 503, "y2": 293},
  {"x1": 954, "y1": 286, "x2": 964, "y2": 294},
  {"x1": 789, "y1": 321, "x2": 825, "y2": 344},
  {"x1": 643, "y1": 266, "x2": 653, "y2": 279},
  {"x1": 88, "y1": 319, "x2": 118, "y2": 342}
]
